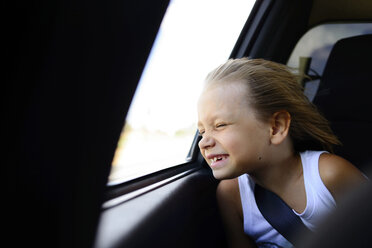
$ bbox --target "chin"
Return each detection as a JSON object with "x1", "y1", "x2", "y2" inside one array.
[
  {"x1": 212, "y1": 172, "x2": 225, "y2": 180},
  {"x1": 211, "y1": 169, "x2": 238, "y2": 180}
]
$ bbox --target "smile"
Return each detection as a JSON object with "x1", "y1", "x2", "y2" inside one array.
[
  {"x1": 210, "y1": 155, "x2": 228, "y2": 163},
  {"x1": 206, "y1": 154, "x2": 229, "y2": 169}
]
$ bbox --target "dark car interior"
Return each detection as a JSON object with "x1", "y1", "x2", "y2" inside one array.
[
  {"x1": 313, "y1": 34, "x2": 372, "y2": 172},
  {"x1": 5, "y1": 0, "x2": 372, "y2": 247}
]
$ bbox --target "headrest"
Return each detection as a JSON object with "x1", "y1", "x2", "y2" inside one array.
[
  {"x1": 312, "y1": 34, "x2": 372, "y2": 171},
  {"x1": 313, "y1": 34, "x2": 372, "y2": 122}
]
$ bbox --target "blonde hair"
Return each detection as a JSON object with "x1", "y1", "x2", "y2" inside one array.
[{"x1": 205, "y1": 58, "x2": 341, "y2": 153}]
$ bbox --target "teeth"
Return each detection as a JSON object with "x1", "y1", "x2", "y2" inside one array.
[{"x1": 210, "y1": 156, "x2": 226, "y2": 163}]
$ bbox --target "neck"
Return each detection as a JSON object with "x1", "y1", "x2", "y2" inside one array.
[{"x1": 250, "y1": 151, "x2": 302, "y2": 195}]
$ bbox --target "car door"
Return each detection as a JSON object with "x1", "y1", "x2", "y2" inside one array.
[
  {"x1": 6, "y1": 0, "x2": 372, "y2": 247},
  {"x1": 5, "y1": 0, "x2": 170, "y2": 247},
  {"x1": 93, "y1": 0, "x2": 315, "y2": 247},
  {"x1": 5, "y1": 0, "x2": 255, "y2": 247},
  {"x1": 4, "y1": 0, "x2": 311, "y2": 247}
]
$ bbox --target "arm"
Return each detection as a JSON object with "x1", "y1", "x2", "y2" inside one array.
[
  {"x1": 216, "y1": 178, "x2": 257, "y2": 248},
  {"x1": 319, "y1": 153, "x2": 368, "y2": 203}
]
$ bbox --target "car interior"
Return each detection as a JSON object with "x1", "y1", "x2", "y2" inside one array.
[
  {"x1": 313, "y1": 34, "x2": 372, "y2": 173},
  {"x1": 5, "y1": 0, "x2": 372, "y2": 247}
]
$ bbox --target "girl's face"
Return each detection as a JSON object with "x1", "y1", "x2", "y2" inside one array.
[{"x1": 197, "y1": 82, "x2": 271, "y2": 179}]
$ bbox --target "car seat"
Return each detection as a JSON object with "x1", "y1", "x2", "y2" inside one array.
[{"x1": 312, "y1": 34, "x2": 372, "y2": 173}]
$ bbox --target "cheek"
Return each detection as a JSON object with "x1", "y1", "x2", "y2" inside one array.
[
  {"x1": 198, "y1": 140, "x2": 202, "y2": 152},
  {"x1": 226, "y1": 129, "x2": 268, "y2": 157},
  {"x1": 198, "y1": 147, "x2": 208, "y2": 163},
  {"x1": 221, "y1": 133, "x2": 245, "y2": 154}
]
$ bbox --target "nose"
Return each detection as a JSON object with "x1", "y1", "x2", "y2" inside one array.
[{"x1": 198, "y1": 134, "x2": 215, "y2": 150}]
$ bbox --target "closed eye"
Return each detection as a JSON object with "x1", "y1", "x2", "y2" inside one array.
[
  {"x1": 198, "y1": 130, "x2": 205, "y2": 137},
  {"x1": 216, "y1": 123, "x2": 227, "y2": 128}
]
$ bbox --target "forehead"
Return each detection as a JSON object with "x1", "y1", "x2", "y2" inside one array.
[
  {"x1": 197, "y1": 81, "x2": 250, "y2": 122},
  {"x1": 199, "y1": 80, "x2": 248, "y2": 104}
]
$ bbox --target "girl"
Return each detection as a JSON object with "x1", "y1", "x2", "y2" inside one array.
[{"x1": 197, "y1": 58, "x2": 366, "y2": 248}]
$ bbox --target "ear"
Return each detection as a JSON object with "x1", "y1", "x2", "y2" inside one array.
[{"x1": 270, "y1": 111, "x2": 291, "y2": 145}]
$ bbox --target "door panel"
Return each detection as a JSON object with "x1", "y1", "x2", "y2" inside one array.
[
  {"x1": 95, "y1": 164, "x2": 226, "y2": 248},
  {"x1": 5, "y1": 0, "x2": 170, "y2": 247}
]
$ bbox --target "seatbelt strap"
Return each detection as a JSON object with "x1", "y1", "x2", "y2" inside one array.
[{"x1": 254, "y1": 184, "x2": 312, "y2": 247}]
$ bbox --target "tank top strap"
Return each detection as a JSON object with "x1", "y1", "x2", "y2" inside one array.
[
  {"x1": 301, "y1": 150, "x2": 334, "y2": 201},
  {"x1": 296, "y1": 150, "x2": 336, "y2": 231}
]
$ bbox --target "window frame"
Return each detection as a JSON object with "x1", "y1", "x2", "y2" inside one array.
[
  {"x1": 286, "y1": 22, "x2": 372, "y2": 102},
  {"x1": 104, "y1": 133, "x2": 203, "y2": 203},
  {"x1": 104, "y1": 0, "x2": 261, "y2": 198}
]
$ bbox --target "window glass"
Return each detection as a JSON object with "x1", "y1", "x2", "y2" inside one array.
[
  {"x1": 109, "y1": 0, "x2": 255, "y2": 184},
  {"x1": 287, "y1": 23, "x2": 372, "y2": 101}
]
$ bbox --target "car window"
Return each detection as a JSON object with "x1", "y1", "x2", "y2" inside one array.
[
  {"x1": 108, "y1": 0, "x2": 255, "y2": 184},
  {"x1": 287, "y1": 23, "x2": 372, "y2": 101}
]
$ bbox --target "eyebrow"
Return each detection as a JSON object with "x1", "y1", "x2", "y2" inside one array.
[{"x1": 197, "y1": 114, "x2": 221, "y2": 129}]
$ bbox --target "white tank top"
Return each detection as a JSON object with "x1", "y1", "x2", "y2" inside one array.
[{"x1": 238, "y1": 151, "x2": 336, "y2": 248}]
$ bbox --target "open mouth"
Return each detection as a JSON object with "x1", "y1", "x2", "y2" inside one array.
[
  {"x1": 210, "y1": 155, "x2": 228, "y2": 163},
  {"x1": 208, "y1": 154, "x2": 229, "y2": 169}
]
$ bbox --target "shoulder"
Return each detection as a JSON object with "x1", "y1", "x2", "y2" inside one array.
[
  {"x1": 216, "y1": 178, "x2": 257, "y2": 247},
  {"x1": 319, "y1": 153, "x2": 367, "y2": 202},
  {"x1": 216, "y1": 178, "x2": 242, "y2": 217},
  {"x1": 216, "y1": 178, "x2": 241, "y2": 205}
]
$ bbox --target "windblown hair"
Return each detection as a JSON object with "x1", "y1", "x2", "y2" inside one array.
[{"x1": 205, "y1": 58, "x2": 341, "y2": 153}]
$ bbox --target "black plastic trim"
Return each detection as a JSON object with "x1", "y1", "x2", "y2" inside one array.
[
  {"x1": 105, "y1": 132, "x2": 204, "y2": 200},
  {"x1": 230, "y1": 0, "x2": 274, "y2": 58},
  {"x1": 105, "y1": 161, "x2": 199, "y2": 201},
  {"x1": 95, "y1": 167, "x2": 223, "y2": 248}
]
